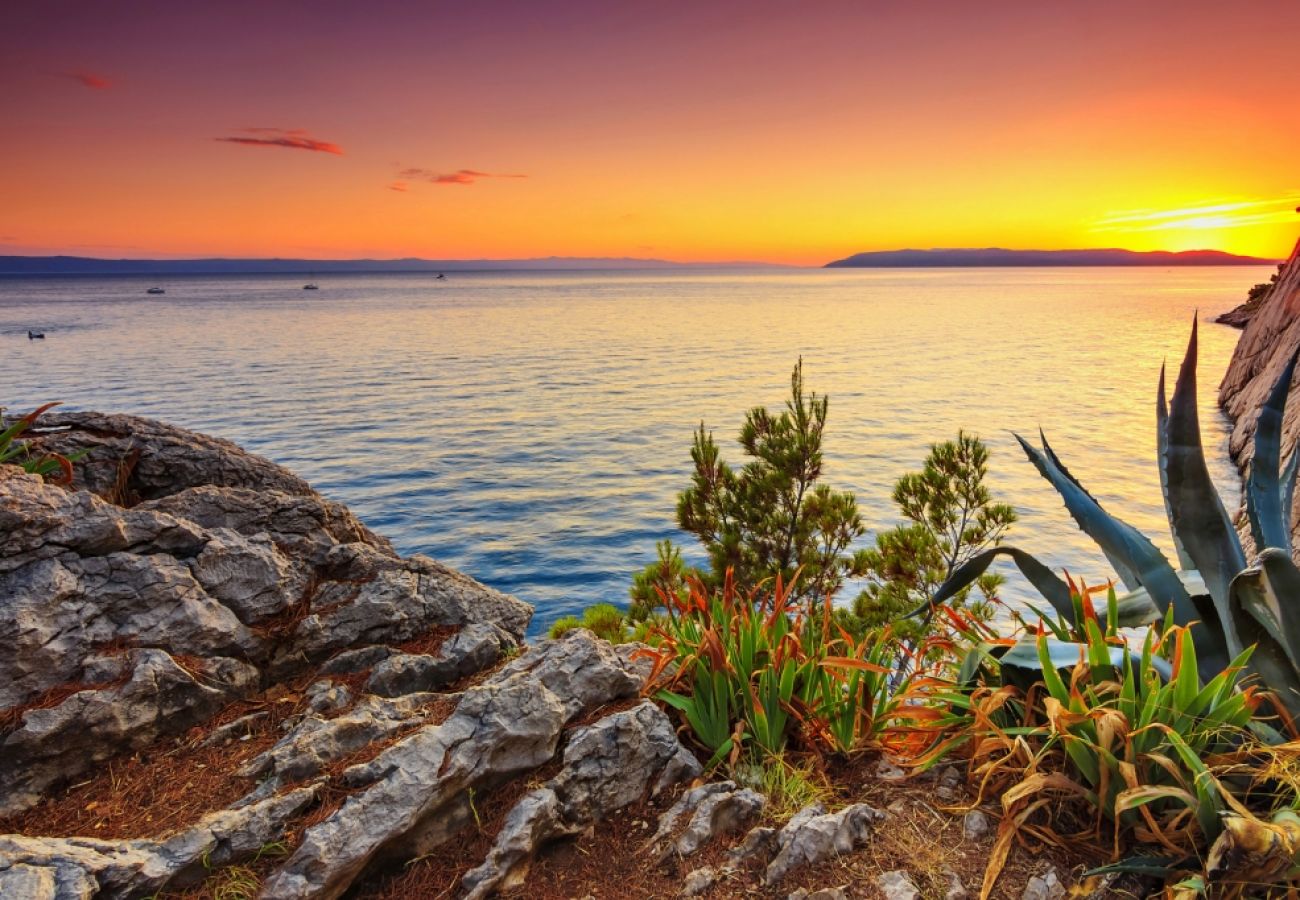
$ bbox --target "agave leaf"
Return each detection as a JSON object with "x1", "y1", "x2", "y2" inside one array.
[
  {"x1": 1281, "y1": 444, "x2": 1299, "y2": 539},
  {"x1": 998, "y1": 635, "x2": 1173, "y2": 693},
  {"x1": 1227, "y1": 552, "x2": 1300, "y2": 721},
  {"x1": 1083, "y1": 856, "x2": 1193, "y2": 878},
  {"x1": 1246, "y1": 349, "x2": 1300, "y2": 553},
  {"x1": 1158, "y1": 364, "x2": 1195, "y2": 569},
  {"x1": 1017, "y1": 432, "x2": 1226, "y2": 672},
  {"x1": 1112, "y1": 571, "x2": 1210, "y2": 628},
  {"x1": 915, "y1": 545, "x2": 1074, "y2": 621},
  {"x1": 1163, "y1": 319, "x2": 1245, "y2": 651},
  {"x1": 1021, "y1": 432, "x2": 1141, "y2": 590}
]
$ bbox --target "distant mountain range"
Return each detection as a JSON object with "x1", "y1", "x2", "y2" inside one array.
[
  {"x1": 0, "y1": 255, "x2": 785, "y2": 275},
  {"x1": 0, "y1": 249, "x2": 1277, "y2": 275},
  {"x1": 824, "y1": 248, "x2": 1275, "y2": 267}
]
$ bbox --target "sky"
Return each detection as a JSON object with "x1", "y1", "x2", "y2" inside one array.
[{"x1": 2, "y1": 0, "x2": 1299, "y2": 265}]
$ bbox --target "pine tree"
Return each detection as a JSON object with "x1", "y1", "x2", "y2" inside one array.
[{"x1": 654, "y1": 360, "x2": 869, "y2": 608}]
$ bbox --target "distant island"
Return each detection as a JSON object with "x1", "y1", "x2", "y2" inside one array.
[
  {"x1": 0, "y1": 255, "x2": 787, "y2": 275},
  {"x1": 824, "y1": 248, "x2": 1276, "y2": 268}
]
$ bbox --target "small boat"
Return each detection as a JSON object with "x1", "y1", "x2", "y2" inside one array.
[
  {"x1": 28, "y1": 330, "x2": 44, "y2": 340},
  {"x1": 435, "y1": 273, "x2": 446, "y2": 280},
  {"x1": 303, "y1": 283, "x2": 319, "y2": 290},
  {"x1": 147, "y1": 287, "x2": 165, "y2": 295}
]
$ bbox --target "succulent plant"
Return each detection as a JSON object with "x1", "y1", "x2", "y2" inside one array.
[{"x1": 927, "y1": 320, "x2": 1300, "y2": 722}]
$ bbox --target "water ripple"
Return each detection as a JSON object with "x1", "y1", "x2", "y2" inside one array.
[{"x1": 1, "y1": 268, "x2": 1257, "y2": 635}]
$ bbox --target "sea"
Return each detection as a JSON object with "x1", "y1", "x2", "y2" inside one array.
[{"x1": 1, "y1": 267, "x2": 1264, "y2": 635}]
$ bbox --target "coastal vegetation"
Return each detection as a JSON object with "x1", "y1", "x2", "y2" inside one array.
[
  {"x1": 0, "y1": 402, "x2": 81, "y2": 483},
  {"x1": 607, "y1": 330, "x2": 1300, "y2": 895}
]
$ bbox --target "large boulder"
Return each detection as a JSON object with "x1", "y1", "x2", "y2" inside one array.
[
  {"x1": 1, "y1": 411, "x2": 530, "y2": 816},
  {"x1": 2, "y1": 413, "x2": 706, "y2": 900}
]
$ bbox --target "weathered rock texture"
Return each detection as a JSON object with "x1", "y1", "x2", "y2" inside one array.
[
  {"x1": 1, "y1": 411, "x2": 529, "y2": 815},
  {"x1": 1, "y1": 411, "x2": 704, "y2": 899},
  {"x1": 1220, "y1": 237, "x2": 1300, "y2": 548}
]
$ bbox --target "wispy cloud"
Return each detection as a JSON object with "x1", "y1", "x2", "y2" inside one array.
[
  {"x1": 388, "y1": 182, "x2": 409, "y2": 192},
  {"x1": 65, "y1": 71, "x2": 113, "y2": 90},
  {"x1": 216, "y1": 128, "x2": 344, "y2": 155},
  {"x1": 1091, "y1": 194, "x2": 1300, "y2": 233},
  {"x1": 397, "y1": 167, "x2": 527, "y2": 186}
]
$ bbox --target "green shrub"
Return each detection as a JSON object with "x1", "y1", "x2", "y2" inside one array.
[
  {"x1": 547, "y1": 615, "x2": 583, "y2": 639},
  {"x1": 546, "y1": 603, "x2": 639, "y2": 644},
  {"x1": 668, "y1": 359, "x2": 869, "y2": 609},
  {"x1": 843, "y1": 432, "x2": 1015, "y2": 642}
]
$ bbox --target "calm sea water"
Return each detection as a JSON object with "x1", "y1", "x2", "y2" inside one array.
[{"x1": 1, "y1": 268, "x2": 1261, "y2": 635}]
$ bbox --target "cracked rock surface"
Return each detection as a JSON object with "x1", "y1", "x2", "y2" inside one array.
[
  {"x1": 1, "y1": 412, "x2": 530, "y2": 817},
  {"x1": 2, "y1": 412, "x2": 711, "y2": 899}
]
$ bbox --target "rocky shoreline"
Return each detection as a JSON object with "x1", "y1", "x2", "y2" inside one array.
[
  {"x1": 7, "y1": 412, "x2": 1038, "y2": 900},
  {"x1": 22, "y1": 329, "x2": 1294, "y2": 897},
  {"x1": 0, "y1": 412, "x2": 709, "y2": 897}
]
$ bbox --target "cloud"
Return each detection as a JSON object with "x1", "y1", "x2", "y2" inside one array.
[
  {"x1": 65, "y1": 71, "x2": 112, "y2": 90},
  {"x1": 216, "y1": 128, "x2": 343, "y2": 155},
  {"x1": 388, "y1": 182, "x2": 409, "y2": 192},
  {"x1": 1091, "y1": 194, "x2": 1300, "y2": 233},
  {"x1": 397, "y1": 167, "x2": 526, "y2": 186}
]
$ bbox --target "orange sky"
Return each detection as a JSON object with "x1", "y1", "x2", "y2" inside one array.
[{"x1": 2, "y1": 0, "x2": 1298, "y2": 264}]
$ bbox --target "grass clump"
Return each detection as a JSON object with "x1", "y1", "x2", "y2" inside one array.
[{"x1": 547, "y1": 603, "x2": 640, "y2": 644}]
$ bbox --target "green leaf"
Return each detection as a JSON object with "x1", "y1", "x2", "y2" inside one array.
[
  {"x1": 1162, "y1": 319, "x2": 1245, "y2": 659},
  {"x1": 1246, "y1": 348, "x2": 1300, "y2": 553}
]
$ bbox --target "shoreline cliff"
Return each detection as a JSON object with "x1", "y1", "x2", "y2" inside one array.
[{"x1": 1219, "y1": 237, "x2": 1300, "y2": 545}]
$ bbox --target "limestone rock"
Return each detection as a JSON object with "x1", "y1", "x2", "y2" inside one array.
[
  {"x1": 764, "y1": 802, "x2": 885, "y2": 885},
  {"x1": 460, "y1": 700, "x2": 701, "y2": 900},
  {"x1": 2, "y1": 649, "x2": 258, "y2": 814},
  {"x1": 0, "y1": 410, "x2": 531, "y2": 816},
  {"x1": 682, "y1": 866, "x2": 723, "y2": 896},
  {"x1": 787, "y1": 888, "x2": 849, "y2": 900},
  {"x1": 0, "y1": 785, "x2": 317, "y2": 897},
  {"x1": 725, "y1": 824, "x2": 779, "y2": 868},
  {"x1": 673, "y1": 786, "x2": 766, "y2": 857},
  {"x1": 647, "y1": 781, "x2": 738, "y2": 855},
  {"x1": 236, "y1": 692, "x2": 443, "y2": 793},
  {"x1": 1022, "y1": 867, "x2": 1066, "y2": 900},
  {"x1": 261, "y1": 631, "x2": 646, "y2": 900},
  {"x1": 963, "y1": 808, "x2": 991, "y2": 840},
  {"x1": 877, "y1": 870, "x2": 921, "y2": 900},
  {"x1": 1219, "y1": 239, "x2": 1300, "y2": 549},
  {"x1": 365, "y1": 623, "x2": 512, "y2": 696}
]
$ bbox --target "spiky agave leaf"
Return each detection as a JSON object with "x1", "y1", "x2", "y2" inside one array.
[
  {"x1": 1227, "y1": 549, "x2": 1300, "y2": 721},
  {"x1": 1025, "y1": 431, "x2": 1143, "y2": 591},
  {"x1": 1158, "y1": 364, "x2": 1195, "y2": 569},
  {"x1": 1112, "y1": 571, "x2": 1212, "y2": 628},
  {"x1": 1246, "y1": 348, "x2": 1300, "y2": 554},
  {"x1": 1282, "y1": 445, "x2": 1299, "y2": 540},
  {"x1": 1162, "y1": 319, "x2": 1246, "y2": 654},
  {"x1": 1015, "y1": 432, "x2": 1232, "y2": 671},
  {"x1": 912, "y1": 545, "x2": 1073, "y2": 621}
]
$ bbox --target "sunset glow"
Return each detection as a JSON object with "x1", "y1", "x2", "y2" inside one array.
[{"x1": 2, "y1": 0, "x2": 1298, "y2": 263}]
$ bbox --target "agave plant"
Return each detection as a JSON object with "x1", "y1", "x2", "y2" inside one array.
[{"x1": 926, "y1": 320, "x2": 1300, "y2": 723}]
